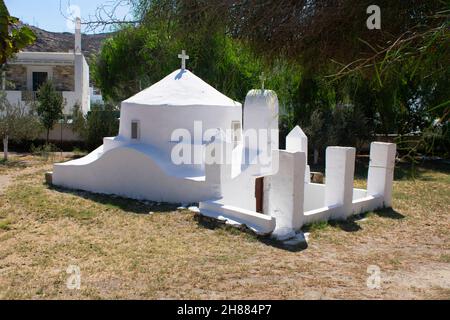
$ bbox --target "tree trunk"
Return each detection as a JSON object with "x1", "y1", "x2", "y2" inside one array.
[
  {"x1": 46, "y1": 129, "x2": 50, "y2": 144},
  {"x1": 313, "y1": 148, "x2": 319, "y2": 165},
  {"x1": 3, "y1": 136, "x2": 8, "y2": 161},
  {"x1": 1, "y1": 71, "x2": 5, "y2": 91}
]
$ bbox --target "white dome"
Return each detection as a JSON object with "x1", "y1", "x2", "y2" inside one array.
[{"x1": 123, "y1": 69, "x2": 241, "y2": 107}]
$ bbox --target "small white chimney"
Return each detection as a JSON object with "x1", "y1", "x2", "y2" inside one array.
[{"x1": 75, "y1": 17, "x2": 81, "y2": 54}]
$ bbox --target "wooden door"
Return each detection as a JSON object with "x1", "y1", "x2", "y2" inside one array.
[{"x1": 255, "y1": 177, "x2": 264, "y2": 213}]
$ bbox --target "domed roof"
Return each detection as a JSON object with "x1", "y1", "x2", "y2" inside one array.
[{"x1": 123, "y1": 69, "x2": 241, "y2": 107}]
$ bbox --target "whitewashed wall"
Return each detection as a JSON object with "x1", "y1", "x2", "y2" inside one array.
[
  {"x1": 119, "y1": 104, "x2": 242, "y2": 160},
  {"x1": 53, "y1": 146, "x2": 217, "y2": 203},
  {"x1": 243, "y1": 89, "x2": 279, "y2": 152},
  {"x1": 264, "y1": 150, "x2": 306, "y2": 235}
]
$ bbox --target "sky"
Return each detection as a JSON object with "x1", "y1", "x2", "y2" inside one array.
[{"x1": 4, "y1": 0, "x2": 132, "y2": 33}]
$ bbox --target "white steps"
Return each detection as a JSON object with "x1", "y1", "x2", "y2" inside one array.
[{"x1": 199, "y1": 200, "x2": 275, "y2": 235}]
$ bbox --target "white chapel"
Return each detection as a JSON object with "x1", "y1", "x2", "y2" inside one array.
[{"x1": 52, "y1": 51, "x2": 396, "y2": 238}]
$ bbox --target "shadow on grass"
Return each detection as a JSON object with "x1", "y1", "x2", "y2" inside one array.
[
  {"x1": 195, "y1": 214, "x2": 308, "y2": 252},
  {"x1": 48, "y1": 185, "x2": 404, "y2": 252},
  {"x1": 328, "y1": 219, "x2": 362, "y2": 232},
  {"x1": 302, "y1": 207, "x2": 405, "y2": 235},
  {"x1": 301, "y1": 216, "x2": 364, "y2": 234},
  {"x1": 195, "y1": 205, "x2": 407, "y2": 251},
  {"x1": 372, "y1": 207, "x2": 405, "y2": 220},
  {"x1": 48, "y1": 184, "x2": 178, "y2": 214},
  {"x1": 259, "y1": 237, "x2": 308, "y2": 253},
  {"x1": 0, "y1": 158, "x2": 28, "y2": 169},
  {"x1": 325, "y1": 208, "x2": 404, "y2": 232}
]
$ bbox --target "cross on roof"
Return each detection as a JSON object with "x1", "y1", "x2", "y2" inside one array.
[
  {"x1": 259, "y1": 72, "x2": 267, "y2": 90},
  {"x1": 178, "y1": 50, "x2": 189, "y2": 70}
]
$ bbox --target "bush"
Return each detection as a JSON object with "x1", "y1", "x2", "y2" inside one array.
[
  {"x1": 72, "y1": 147, "x2": 87, "y2": 158},
  {"x1": 86, "y1": 104, "x2": 119, "y2": 150},
  {"x1": 30, "y1": 143, "x2": 60, "y2": 161},
  {"x1": 304, "y1": 105, "x2": 373, "y2": 164},
  {"x1": 328, "y1": 104, "x2": 373, "y2": 149},
  {"x1": 71, "y1": 103, "x2": 120, "y2": 151}
]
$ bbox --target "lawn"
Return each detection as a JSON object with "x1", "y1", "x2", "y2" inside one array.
[{"x1": 0, "y1": 153, "x2": 449, "y2": 299}]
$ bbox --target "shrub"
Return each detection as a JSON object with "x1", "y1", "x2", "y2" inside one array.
[{"x1": 30, "y1": 143, "x2": 60, "y2": 161}]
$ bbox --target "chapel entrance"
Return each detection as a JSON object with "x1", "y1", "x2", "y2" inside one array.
[{"x1": 255, "y1": 177, "x2": 264, "y2": 213}]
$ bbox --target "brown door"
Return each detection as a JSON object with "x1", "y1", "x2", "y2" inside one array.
[{"x1": 255, "y1": 177, "x2": 264, "y2": 213}]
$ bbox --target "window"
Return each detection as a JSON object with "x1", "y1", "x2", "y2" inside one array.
[
  {"x1": 231, "y1": 121, "x2": 242, "y2": 147},
  {"x1": 131, "y1": 120, "x2": 140, "y2": 140},
  {"x1": 32, "y1": 72, "x2": 48, "y2": 91}
]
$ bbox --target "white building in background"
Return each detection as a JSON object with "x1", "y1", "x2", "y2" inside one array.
[
  {"x1": 52, "y1": 53, "x2": 396, "y2": 240},
  {"x1": 90, "y1": 87, "x2": 104, "y2": 105},
  {"x1": 3, "y1": 18, "x2": 101, "y2": 115}
]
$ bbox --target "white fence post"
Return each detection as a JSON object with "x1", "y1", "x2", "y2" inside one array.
[
  {"x1": 265, "y1": 150, "x2": 305, "y2": 235},
  {"x1": 367, "y1": 142, "x2": 396, "y2": 207},
  {"x1": 286, "y1": 125, "x2": 311, "y2": 182},
  {"x1": 325, "y1": 147, "x2": 356, "y2": 220}
]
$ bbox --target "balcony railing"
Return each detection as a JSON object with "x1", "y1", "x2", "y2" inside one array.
[{"x1": 21, "y1": 90, "x2": 63, "y2": 102}]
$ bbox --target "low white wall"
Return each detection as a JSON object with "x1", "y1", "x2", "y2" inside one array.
[
  {"x1": 304, "y1": 183, "x2": 326, "y2": 211},
  {"x1": 352, "y1": 195, "x2": 384, "y2": 215},
  {"x1": 353, "y1": 188, "x2": 367, "y2": 200},
  {"x1": 300, "y1": 143, "x2": 395, "y2": 227},
  {"x1": 39, "y1": 123, "x2": 81, "y2": 142},
  {"x1": 221, "y1": 173, "x2": 258, "y2": 211},
  {"x1": 53, "y1": 146, "x2": 217, "y2": 203},
  {"x1": 303, "y1": 204, "x2": 340, "y2": 225},
  {"x1": 303, "y1": 193, "x2": 384, "y2": 226},
  {"x1": 5, "y1": 90, "x2": 82, "y2": 116},
  {"x1": 5, "y1": 91, "x2": 23, "y2": 107}
]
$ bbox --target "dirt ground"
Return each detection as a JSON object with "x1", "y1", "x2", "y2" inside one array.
[
  {"x1": 0, "y1": 175, "x2": 10, "y2": 194},
  {"x1": 0, "y1": 153, "x2": 449, "y2": 299}
]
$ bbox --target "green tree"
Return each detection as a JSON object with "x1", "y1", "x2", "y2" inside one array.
[
  {"x1": 92, "y1": 0, "x2": 449, "y2": 157},
  {"x1": 71, "y1": 102, "x2": 120, "y2": 151},
  {"x1": 0, "y1": 91, "x2": 42, "y2": 160},
  {"x1": 93, "y1": 0, "x2": 264, "y2": 103},
  {"x1": 71, "y1": 103, "x2": 87, "y2": 139},
  {"x1": 85, "y1": 103, "x2": 119, "y2": 150},
  {"x1": 304, "y1": 109, "x2": 330, "y2": 165},
  {"x1": 0, "y1": 0, "x2": 36, "y2": 67},
  {"x1": 36, "y1": 81, "x2": 65, "y2": 143},
  {"x1": 329, "y1": 105, "x2": 372, "y2": 149}
]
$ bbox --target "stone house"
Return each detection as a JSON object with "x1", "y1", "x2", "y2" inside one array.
[{"x1": 3, "y1": 18, "x2": 93, "y2": 117}]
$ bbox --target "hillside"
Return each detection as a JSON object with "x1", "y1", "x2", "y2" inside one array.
[{"x1": 21, "y1": 24, "x2": 112, "y2": 63}]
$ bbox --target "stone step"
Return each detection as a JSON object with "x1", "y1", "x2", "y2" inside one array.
[{"x1": 199, "y1": 201, "x2": 276, "y2": 235}]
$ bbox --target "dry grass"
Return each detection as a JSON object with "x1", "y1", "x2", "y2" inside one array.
[{"x1": 0, "y1": 154, "x2": 449, "y2": 299}]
